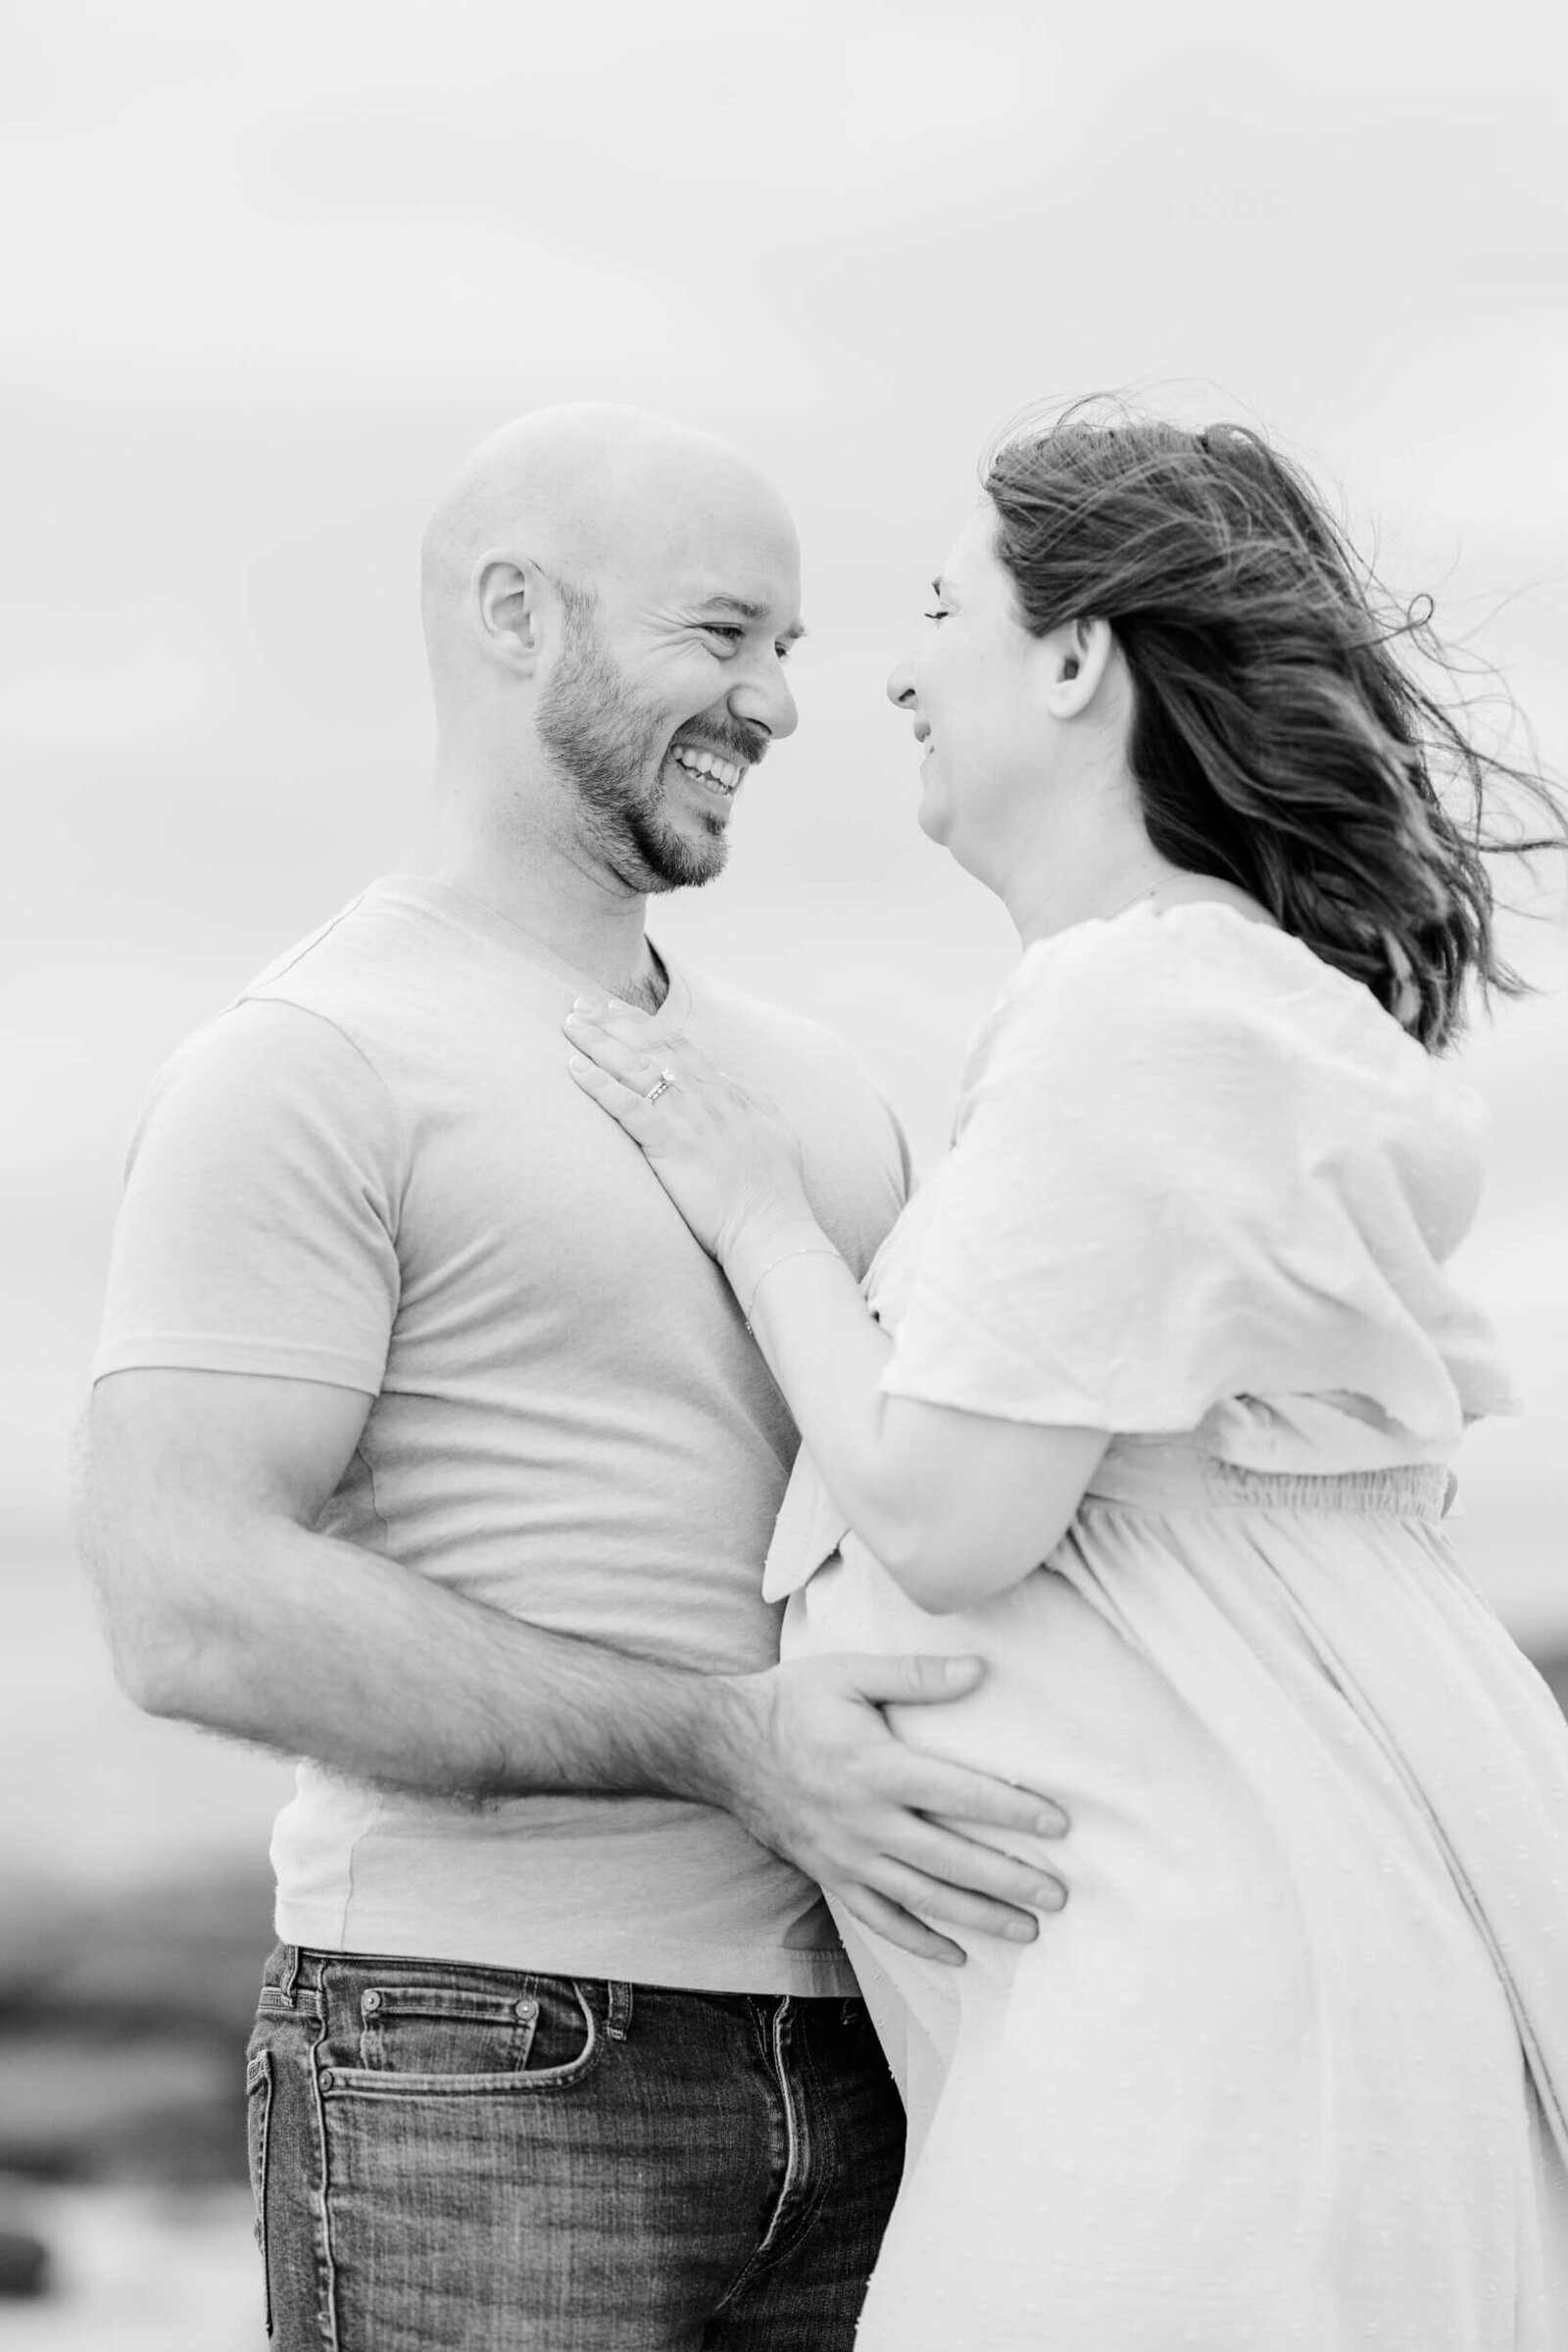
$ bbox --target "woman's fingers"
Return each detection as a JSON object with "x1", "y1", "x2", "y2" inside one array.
[
  {"x1": 564, "y1": 1010, "x2": 665, "y2": 1095},
  {"x1": 571, "y1": 997, "x2": 718, "y2": 1084},
  {"x1": 565, "y1": 1054, "x2": 660, "y2": 1129}
]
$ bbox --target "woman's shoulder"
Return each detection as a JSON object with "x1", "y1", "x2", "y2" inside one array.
[
  {"x1": 1015, "y1": 899, "x2": 1336, "y2": 1011},
  {"x1": 994, "y1": 901, "x2": 1425, "y2": 1074},
  {"x1": 966, "y1": 900, "x2": 1484, "y2": 1177}
]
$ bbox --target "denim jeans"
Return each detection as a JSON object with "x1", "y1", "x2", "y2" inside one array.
[{"x1": 245, "y1": 1943, "x2": 905, "y2": 2350}]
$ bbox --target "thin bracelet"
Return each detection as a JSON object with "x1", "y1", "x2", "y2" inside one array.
[{"x1": 743, "y1": 1244, "x2": 844, "y2": 1333}]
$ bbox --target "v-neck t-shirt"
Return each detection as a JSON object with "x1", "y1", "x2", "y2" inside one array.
[{"x1": 94, "y1": 876, "x2": 910, "y2": 1992}]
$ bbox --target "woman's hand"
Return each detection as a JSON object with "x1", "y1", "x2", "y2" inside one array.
[{"x1": 564, "y1": 996, "x2": 813, "y2": 1269}]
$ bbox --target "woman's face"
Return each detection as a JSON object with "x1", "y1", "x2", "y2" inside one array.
[{"x1": 885, "y1": 500, "x2": 1056, "y2": 877}]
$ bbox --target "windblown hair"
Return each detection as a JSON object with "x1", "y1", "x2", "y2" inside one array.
[{"x1": 983, "y1": 400, "x2": 1565, "y2": 1049}]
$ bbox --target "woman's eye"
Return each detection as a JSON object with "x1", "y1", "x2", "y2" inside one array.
[{"x1": 923, "y1": 608, "x2": 949, "y2": 623}]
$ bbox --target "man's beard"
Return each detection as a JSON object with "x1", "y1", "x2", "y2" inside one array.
[{"x1": 536, "y1": 603, "x2": 729, "y2": 893}]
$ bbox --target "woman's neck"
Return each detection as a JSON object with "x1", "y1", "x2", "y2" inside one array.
[{"x1": 1007, "y1": 858, "x2": 1277, "y2": 949}]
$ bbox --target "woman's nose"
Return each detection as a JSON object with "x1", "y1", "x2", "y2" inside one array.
[{"x1": 886, "y1": 658, "x2": 916, "y2": 710}]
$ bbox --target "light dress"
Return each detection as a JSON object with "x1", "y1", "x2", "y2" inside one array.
[{"x1": 764, "y1": 904, "x2": 1568, "y2": 2351}]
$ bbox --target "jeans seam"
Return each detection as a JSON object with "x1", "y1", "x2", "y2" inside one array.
[
  {"x1": 310, "y1": 2013, "x2": 341, "y2": 2351},
  {"x1": 245, "y1": 2050, "x2": 274, "y2": 2338}
]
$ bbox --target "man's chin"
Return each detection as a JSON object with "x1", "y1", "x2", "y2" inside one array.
[{"x1": 626, "y1": 812, "x2": 730, "y2": 894}]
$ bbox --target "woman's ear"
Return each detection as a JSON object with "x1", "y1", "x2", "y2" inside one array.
[{"x1": 1042, "y1": 617, "x2": 1114, "y2": 717}]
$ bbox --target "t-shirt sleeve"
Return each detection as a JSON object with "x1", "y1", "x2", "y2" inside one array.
[
  {"x1": 93, "y1": 997, "x2": 404, "y2": 1395},
  {"x1": 876, "y1": 921, "x2": 1459, "y2": 1437}
]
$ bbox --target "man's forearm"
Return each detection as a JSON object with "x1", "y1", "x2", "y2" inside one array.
[{"x1": 99, "y1": 1506, "x2": 759, "y2": 1807}]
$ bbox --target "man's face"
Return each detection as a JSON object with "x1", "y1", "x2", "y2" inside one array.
[{"x1": 535, "y1": 506, "x2": 803, "y2": 894}]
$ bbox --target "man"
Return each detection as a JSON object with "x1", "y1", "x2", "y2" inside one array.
[{"x1": 77, "y1": 406, "x2": 1067, "y2": 2349}]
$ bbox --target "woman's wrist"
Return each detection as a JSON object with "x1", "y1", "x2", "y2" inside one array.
[{"x1": 720, "y1": 1209, "x2": 840, "y2": 1326}]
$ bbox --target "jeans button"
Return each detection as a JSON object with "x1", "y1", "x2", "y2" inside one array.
[
  {"x1": 515, "y1": 1998, "x2": 538, "y2": 2022},
  {"x1": 363, "y1": 1990, "x2": 382, "y2": 2014}
]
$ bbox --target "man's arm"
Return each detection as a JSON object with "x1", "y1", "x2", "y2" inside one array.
[{"x1": 78, "y1": 1365, "x2": 1067, "y2": 1963}]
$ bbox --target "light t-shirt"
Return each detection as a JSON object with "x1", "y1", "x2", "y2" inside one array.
[{"x1": 94, "y1": 876, "x2": 910, "y2": 1994}]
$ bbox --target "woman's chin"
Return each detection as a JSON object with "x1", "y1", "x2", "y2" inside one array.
[{"x1": 915, "y1": 782, "x2": 950, "y2": 847}]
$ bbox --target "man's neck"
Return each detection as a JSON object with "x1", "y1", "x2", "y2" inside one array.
[{"x1": 398, "y1": 824, "x2": 668, "y2": 1009}]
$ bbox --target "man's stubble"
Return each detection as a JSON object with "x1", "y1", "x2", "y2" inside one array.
[{"x1": 536, "y1": 596, "x2": 730, "y2": 895}]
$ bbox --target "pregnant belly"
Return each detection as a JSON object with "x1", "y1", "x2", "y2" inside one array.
[{"x1": 782, "y1": 1533, "x2": 1262, "y2": 1913}]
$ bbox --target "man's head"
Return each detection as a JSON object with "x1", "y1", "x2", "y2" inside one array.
[{"x1": 420, "y1": 405, "x2": 803, "y2": 893}]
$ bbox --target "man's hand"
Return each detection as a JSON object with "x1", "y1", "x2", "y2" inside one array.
[{"x1": 707, "y1": 1652, "x2": 1068, "y2": 1965}]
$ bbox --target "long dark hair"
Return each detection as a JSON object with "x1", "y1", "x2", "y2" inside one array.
[{"x1": 983, "y1": 399, "x2": 1565, "y2": 1049}]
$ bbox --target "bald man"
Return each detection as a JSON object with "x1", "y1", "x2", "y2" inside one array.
[{"x1": 78, "y1": 408, "x2": 1065, "y2": 2350}]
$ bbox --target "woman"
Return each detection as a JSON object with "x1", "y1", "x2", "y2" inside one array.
[{"x1": 564, "y1": 406, "x2": 1568, "y2": 2348}]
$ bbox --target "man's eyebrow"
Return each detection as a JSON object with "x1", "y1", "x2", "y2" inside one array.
[{"x1": 696, "y1": 594, "x2": 808, "y2": 643}]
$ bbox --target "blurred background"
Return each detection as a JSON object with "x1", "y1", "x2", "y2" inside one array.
[{"x1": 2, "y1": 0, "x2": 1564, "y2": 2337}]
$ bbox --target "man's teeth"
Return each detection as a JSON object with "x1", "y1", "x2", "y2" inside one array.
[{"x1": 671, "y1": 746, "x2": 742, "y2": 794}]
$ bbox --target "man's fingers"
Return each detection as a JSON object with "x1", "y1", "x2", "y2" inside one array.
[
  {"x1": 851, "y1": 1653, "x2": 1065, "y2": 1841},
  {"x1": 834, "y1": 1885, "x2": 968, "y2": 1967},
  {"x1": 850, "y1": 1650, "x2": 986, "y2": 1708},
  {"x1": 872, "y1": 1860, "x2": 1043, "y2": 1944},
  {"x1": 885, "y1": 1750, "x2": 1070, "y2": 1840},
  {"x1": 893, "y1": 1819, "x2": 1067, "y2": 1915}
]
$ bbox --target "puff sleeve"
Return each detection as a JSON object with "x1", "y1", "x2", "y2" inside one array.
[{"x1": 876, "y1": 914, "x2": 1511, "y2": 1456}]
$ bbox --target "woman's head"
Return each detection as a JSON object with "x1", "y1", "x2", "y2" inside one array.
[
  {"x1": 896, "y1": 398, "x2": 1561, "y2": 1049},
  {"x1": 885, "y1": 498, "x2": 1141, "y2": 895}
]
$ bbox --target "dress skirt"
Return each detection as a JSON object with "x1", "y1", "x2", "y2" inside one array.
[{"x1": 781, "y1": 1441, "x2": 1568, "y2": 2351}]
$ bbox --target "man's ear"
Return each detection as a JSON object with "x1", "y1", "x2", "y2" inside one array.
[
  {"x1": 1040, "y1": 616, "x2": 1114, "y2": 717},
  {"x1": 471, "y1": 553, "x2": 551, "y2": 676}
]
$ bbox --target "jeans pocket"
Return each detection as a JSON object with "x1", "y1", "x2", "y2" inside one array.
[
  {"x1": 245, "y1": 2049, "x2": 273, "y2": 2339},
  {"x1": 330, "y1": 1976, "x2": 602, "y2": 2094},
  {"x1": 357, "y1": 1984, "x2": 542, "y2": 2078}
]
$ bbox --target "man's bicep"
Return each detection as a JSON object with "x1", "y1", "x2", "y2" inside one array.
[{"x1": 87, "y1": 1366, "x2": 373, "y2": 1530}]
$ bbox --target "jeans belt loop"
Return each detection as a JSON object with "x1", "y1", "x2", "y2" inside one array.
[
  {"x1": 278, "y1": 1943, "x2": 301, "y2": 2001},
  {"x1": 606, "y1": 1981, "x2": 633, "y2": 2041}
]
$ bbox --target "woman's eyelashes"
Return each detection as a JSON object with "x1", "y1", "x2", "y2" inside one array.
[{"x1": 923, "y1": 606, "x2": 950, "y2": 623}]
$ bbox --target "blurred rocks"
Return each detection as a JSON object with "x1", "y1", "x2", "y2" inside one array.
[
  {"x1": 0, "y1": 1860, "x2": 271, "y2": 2189},
  {"x1": 0, "y1": 2223, "x2": 51, "y2": 2297},
  {"x1": 1535, "y1": 1651, "x2": 1568, "y2": 1719}
]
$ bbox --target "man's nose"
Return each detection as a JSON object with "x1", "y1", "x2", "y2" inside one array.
[{"x1": 729, "y1": 655, "x2": 799, "y2": 744}]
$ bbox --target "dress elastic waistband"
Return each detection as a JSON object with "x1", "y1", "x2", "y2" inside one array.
[{"x1": 1084, "y1": 1440, "x2": 1450, "y2": 1522}]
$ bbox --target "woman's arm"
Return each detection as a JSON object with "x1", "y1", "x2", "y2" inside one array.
[
  {"x1": 565, "y1": 1002, "x2": 1108, "y2": 1613},
  {"x1": 734, "y1": 1226, "x2": 1106, "y2": 1609}
]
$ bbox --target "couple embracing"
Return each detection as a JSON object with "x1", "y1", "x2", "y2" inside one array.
[{"x1": 81, "y1": 399, "x2": 1568, "y2": 2348}]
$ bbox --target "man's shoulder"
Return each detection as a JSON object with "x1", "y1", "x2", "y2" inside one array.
[
  {"x1": 236, "y1": 880, "x2": 409, "y2": 1018},
  {"x1": 225, "y1": 877, "x2": 489, "y2": 1080},
  {"x1": 137, "y1": 884, "x2": 418, "y2": 1144}
]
